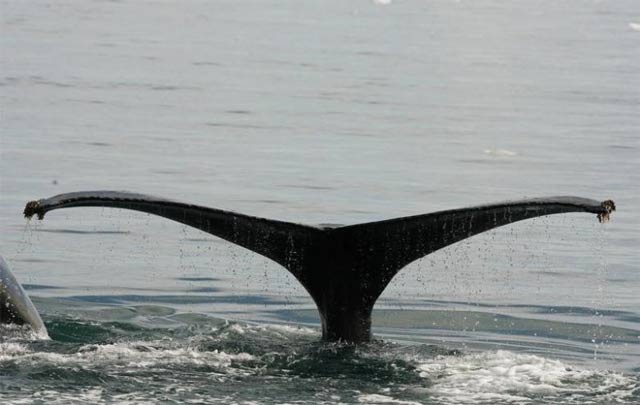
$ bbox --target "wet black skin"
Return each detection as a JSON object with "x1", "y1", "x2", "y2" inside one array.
[{"x1": 24, "y1": 192, "x2": 615, "y2": 342}]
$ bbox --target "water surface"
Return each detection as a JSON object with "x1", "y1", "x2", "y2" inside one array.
[{"x1": 1, "y1": 0, "x2": 639, "y2": 403}]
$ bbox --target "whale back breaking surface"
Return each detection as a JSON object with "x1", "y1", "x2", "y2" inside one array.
[
  {"x1": 23, "y1": 191, "x2": 615, "y2": 342},
  {"x1": 0, "y1": 256, "x2": 48, "y2": 337}
]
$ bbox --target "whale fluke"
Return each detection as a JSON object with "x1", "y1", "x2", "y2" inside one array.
[
  {"x1": 24, "y1": 191, "x2": 615, "y2": 342},
  {"x1": 0, "y1": 256, "x2": 48, "y2": 337}
]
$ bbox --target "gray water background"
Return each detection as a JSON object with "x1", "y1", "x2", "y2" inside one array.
[{"x1": 1, "y1": 0, "x2": 639, "y2": 398}]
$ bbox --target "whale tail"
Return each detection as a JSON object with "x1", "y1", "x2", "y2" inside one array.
[
  {"x1": 24, "y1": 192, "x2": 615, "y2": 342},
  {"x1": 0, "y1": 256, "x2": 48, "y2": 338}
]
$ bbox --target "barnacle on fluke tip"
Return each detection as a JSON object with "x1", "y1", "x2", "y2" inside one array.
[
  {"x1": 24, "y1": 200, "x2": 44, "y2": 220},
  {"x1": 597, "y1": 200, "x2": 616, "y2": 223}
]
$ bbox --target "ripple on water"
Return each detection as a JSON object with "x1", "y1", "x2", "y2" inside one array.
[{"x1": 1, "y1": 318, "x2": 638, "y2": 404}]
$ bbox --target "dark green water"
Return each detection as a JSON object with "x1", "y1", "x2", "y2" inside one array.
[{"x1": 2, "y1": 301, "x2": 638, "y2": 404}]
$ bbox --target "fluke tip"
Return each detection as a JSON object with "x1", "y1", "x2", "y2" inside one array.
[
  {"x1": 24, "y1": 200, "x2": 44, "y2": 220},
  {"x1": 597, "y1": 199, "x2": 616, "y2": 223}
]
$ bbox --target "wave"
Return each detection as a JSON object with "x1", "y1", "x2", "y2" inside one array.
[
  {"x1": 1, "y1": 319, "x2": 638, "y2": 404},
  {"x1": 417, "y1": 350, "x2": 638, "y2": 404}
]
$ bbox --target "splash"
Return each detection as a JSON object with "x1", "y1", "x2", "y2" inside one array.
[
  {"x1": 2, "y1": 317, "x2": 639, "y2": 404},
  {"x1": 418, "y1": 350, "x2": 638, "y2": 404},
  {"x1": 357, "y1": 394, "x2": 420, "y2": 404}
]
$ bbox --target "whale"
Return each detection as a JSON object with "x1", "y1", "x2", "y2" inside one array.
[
  {"x1": 23, "y1": 191, "x2": 615, "y2": 342},
  {"x1": 0, "y1": 256, "x2": 48, "y2": 337}
]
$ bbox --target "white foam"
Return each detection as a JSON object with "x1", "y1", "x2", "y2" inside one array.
[
  {"x1": 220, "y1": 322, "x2": 318, "y2": 338},
  {"x1": 1, "y1": 340, "x2": 255, "y2": 371},
  {"x1": 357, "y1": 394, "x2": 421, "y2": 404},
  {"x1": 258, "y1": 323, "x2": 318, "y2": 336},
  {"x1": 629, "y1": 22, "x2": 640, "y2": 32},
  {"x1": 0, "y1": 323, "x2": 49, "y2": 341},
  {"x1": 7, "y1": 387, "x2": 110, "y2": 405},
  {"x1": 417, "y1": 350, "x2": 637, "y2": 404},
  {"x1": 0, "y1": 342, "x2": 29, "y2": 361},
  {"x1": 228, "y1": 323, "x2": 247, "y2": 334}
]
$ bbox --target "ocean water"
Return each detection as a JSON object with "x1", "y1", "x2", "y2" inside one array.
[{"x1": 1, "y1": 0, "x2": 639, "y2": 403}]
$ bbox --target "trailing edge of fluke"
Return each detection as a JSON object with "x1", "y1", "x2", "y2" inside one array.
[{"x1": 23, "y1": 192, "x2": 615, "y2": 342}]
